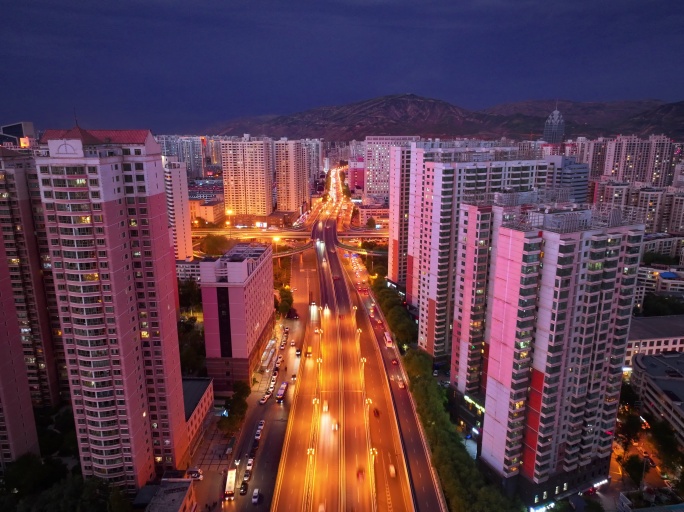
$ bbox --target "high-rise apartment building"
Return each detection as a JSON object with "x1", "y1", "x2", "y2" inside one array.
[
  {"x1": 0, "y1": 148, "x2": 41, "y2": 474},
  {"x1": 200, "y1": 243, "x2": 274, "y2": 394},
  {"x1": 390, "y1": 142, "x2": 549, "y2": 359},
  {"x1": 221, "y1": 136, "x2": 274, "y2": 217},
  {"x1": 365, "y1": 136, "x2": 419, "y2": 199},
  {"x1": 452, "y1": 192, "x2": 644, "y2": 507},
  {"x1": 0, "y1": 147, "x2": 61, "y2": 407},
  {"x1": 600, "y1": 134, "x2": 675, "y2": 187},
  {"x1": 162, "y1": 156, "x2": 193, "y2": 262},
  {"x1": 301, "y1": 139, "x2": 322, "y2": 185},
  {"x1": 543, "y1": 109, "x2": 565, "y2": 144},
  {"x1": 156, "y1": 136, "x2": 205, "y2": 179},
  {"x1": 36, "y1": 128, "x2": 189, "y2": 490},
  {"x1": 545, "y1": 155, "x2": 589, "y2": 203},
  {"x1": 275, "y1": 139, "x2": 308, "y2": 213}
]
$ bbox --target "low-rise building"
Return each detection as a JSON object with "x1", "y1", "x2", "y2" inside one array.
[
  {"x1": 626, "y1": 315, "x2": 684, "y2": 368},
  {"x1": 136, "y1": 478, "x2": 196, "y2": 512},
  {"x1": 358, "y1": 204, "x2": 389, "y2": 227},
  {"x1": 635, "y1": 266, "x2": 684, "y2": 310},
  {"x1": 182, "y1": 378, "x2": 213, "y2": 460},
  {"x1": 632, "y1": 351, "x2": 684, "y2": 447},
  {"x1": 189, "y1": 198, "x2": 225, "y2": 224},
  {"x1": 200, "y1": 244, "x2": 274, "y2": 394},
  {"x1": 176, "y1": 260, "x2": 201, "y2": 282}
]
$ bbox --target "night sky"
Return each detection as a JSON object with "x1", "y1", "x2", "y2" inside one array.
[{"x1": 3, "y1": 0, "x2": 682, "y2": 134}]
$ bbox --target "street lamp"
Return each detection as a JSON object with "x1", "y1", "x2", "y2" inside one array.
[
  {"x1": 273, "y1": 237, "x2": 281, "y2": 267},
  {"x1": 226, "y1": 209, "x2": 233, "y2": 239}
]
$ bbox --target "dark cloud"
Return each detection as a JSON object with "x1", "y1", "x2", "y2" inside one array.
[{"x1": 1, "y1": 0, "x2": 682, "y2": 133}]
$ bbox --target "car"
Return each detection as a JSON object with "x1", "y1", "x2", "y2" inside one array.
[
  {"x1": 296, "y1": 348, "x2": 302, "y2": 356},
  {"x1": 259, "y1": 396, "x2": 268, "y2": 405},
  {"x1": 276, "y1": 355, "x2": 284, "y2": 363},
  {"x1": 323, "y1": 400, "x2": 329, "y2": 412},
  {"x1": 332, "y1": 421, "x2": 339, "y2": 431},
  {"x1": 391, "y1": 358, "x2": 398, "y2": 366},
  {"x1": 291, "y1": 374, "x2": 297, "y2": 381},
  {"x1": 254, "y1": 430, "x2": 262, "y2": 440},
  {"x1": 373, "y1": 408, "x2": 380, "y2": 418},
  {"x1": 645, "y1": 456, "x2": 656, "y2": 468},
  {"x1": 333, "y1": 275, "x2": 340, "y2": 281},
  {"x1": 272, "y1": 369, "x2": 279, "y2": 377},
  {"x1": 252, "y1": 489, "x2": 259, "y2": 504},
  {"x1": 290, "y1": 340, "x2": 295, "y2": 346},
  {"x1": 389, "y1": 464, "x2": 396, "y2": 478},
  {"x1": 275, "y1": 361, "x2": 281, "y2": 369},
  {"x1": 187, "y1": 470, "x2": 203, "y2": 480},
  {"x1": 397, "y1": 379, "x2": 406, "y2": 389},
  {"x1": 246, "y1": 458, "x2": 254, "y2": 471},
  {"x1": 357, "y1": 468, "x2": 365, "y2": 480},
  {"x1": 280, "y1": 343, "x2": 286, "y2": 350},
  {"x1": 284, "y1": 327, "x2": 289, "y2": 333},
  {"x1": 240, "y1": 482, "x2": 249, "y2": 495},
  {"x1": 243, "y1": 470, "x2": 251, "y2": 482},
  {"x1": 433, "y1": 370, "x2": 439, "y2": 377},
  {"x1": 258, "y1": 420, "x2": 265, "y2": 429},
  {"x1": 264, "y1": 390, "x2": 272, "y2": 398}
]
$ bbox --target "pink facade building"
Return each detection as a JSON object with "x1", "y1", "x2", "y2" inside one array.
[
  {"x1": 36, "y1": 128, "x2": 189, "y2": 491},
  {"x1": 200, "y1": 243, "x2": 274, "y2": 395},
  {"x1": 0, "y1": 147, "x2": 62, "y2": 407},
  {"x1": 452, "y1": 191, "x2": 644, "y2": 507},
  {"x1": 0, "y1": 151, "x2": 40, "y2": 471},
  {"x1": 389, "y1": 141, "x2": 548, "y2": 360}
]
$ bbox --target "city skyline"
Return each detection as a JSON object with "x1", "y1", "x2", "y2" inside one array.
[{"x1": 2, "y1": 0, "x2": 683, "y2": 133}]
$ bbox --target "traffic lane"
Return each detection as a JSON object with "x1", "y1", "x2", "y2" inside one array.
[
  {"x1": 356, "y1": 313, "x2": 411, "y2": 512},
  {"x1": 273, "y1": 342, "x2": 319, "y2": 510},
  {"x1": 391, "y1": 382, "x2": 441, "y2": 512}
]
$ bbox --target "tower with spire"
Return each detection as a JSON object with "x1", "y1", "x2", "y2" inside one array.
[{"x1": 543, "y1": 102, "x2": 565, "y2": 144}]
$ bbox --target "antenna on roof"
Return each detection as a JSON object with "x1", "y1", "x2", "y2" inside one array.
[{"x1": 73, "y1": 107, "x2": 79, "y2": 128}]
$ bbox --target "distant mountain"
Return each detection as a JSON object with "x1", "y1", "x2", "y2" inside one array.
[
  {"x1": 610, "y1": 101, "x2": 684, "y2": 139},
  {"x1": 211, "y1": 94, "x2": 682, "y2": 141},
  {"x1": 481, "y1": 99, "x2": 665, "y2": 127}
]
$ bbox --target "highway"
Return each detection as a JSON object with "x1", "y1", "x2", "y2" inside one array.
[{"x1": 270, "y1": 168, "x2": 443, "y2": 512}]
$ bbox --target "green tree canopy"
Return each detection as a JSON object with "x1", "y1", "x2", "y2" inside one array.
[{"x1": 366, "y1": 217, "x2": 376, "y2": 229}]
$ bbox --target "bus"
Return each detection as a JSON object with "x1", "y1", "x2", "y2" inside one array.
[
  {"x1": 384, "y1": 332, "x2": 393, "y2": 348},
  {"x1": 275, "y1": 382, "x2": 289, "y2": 403},
  {"x1": 224, "y1": 468, "x2": 237, "y2": 501}
]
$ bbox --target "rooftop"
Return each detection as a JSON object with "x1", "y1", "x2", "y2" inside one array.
[
  {"x1": 629, "y1": 315, "x2": 684, "y2": 341},
  {"x1": 145, "y1": 480, "x2": 193, "y2": 512},
  {"x1": 220, "y1": 243, "x2": 269, "y2": 263},
  {"x1": 40, "y1": 127, "x2": 150, "y2": 145},
  {"x1": 182, "y1": 378, "x2": 212, "y2": 422}
]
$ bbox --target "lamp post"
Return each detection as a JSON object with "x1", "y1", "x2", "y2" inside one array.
[
  {"x1": 273, "y1": 236, "x2": 281, "y2": 267},
  {"x1": 226, "y1": 209, "x2": 233, "y2": 239}
]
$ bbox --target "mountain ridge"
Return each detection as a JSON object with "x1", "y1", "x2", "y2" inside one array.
[{"x1": 211, "y1": 94, "x2": 684, "y2": 140}]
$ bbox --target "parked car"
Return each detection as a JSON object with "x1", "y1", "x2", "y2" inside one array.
[
  {"x1": 259, "y1": 396, "x2": 268, "y2": 405},
  {"x1": 258, "y1": 420, "x2": 265, "y2": 429},
  {"x1": 397, "y1": 379, "x2": 406, "y2": 389},
  {"x1": 246, "y1": 458, "x2": 254, "y2": 471},
  {"x1": 243, "y1": 470, "x2": 251, "y2": 482},
  {"x1": 240, "y1": 482, "x2": 249, "y2": 495}
]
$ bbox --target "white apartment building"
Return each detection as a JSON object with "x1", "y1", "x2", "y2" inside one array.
[
  {"x1": 461, "y1": 196, "x2": 643, "y2": 507},
  {"x1": 275, "y1": 139, "x2": 308, "y2": 213},
  {"x1": 163, "y1": 156, "x2": 193, "y2": 262},
  {"x1": 365, "y1": 136, "x2": 419, "y2": 199},
  {"x1": 625, "y1": 316, "x2": 684, "y2": 368},
  {"x1": 221, "y1": 136, "x2": 274, "y2": 217},
  {"x1": 400, "y1": 146, "x2": 549, "y2": 360}
]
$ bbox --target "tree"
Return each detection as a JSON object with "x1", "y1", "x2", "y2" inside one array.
[
  {"x1": 642, "y1": 252, "x2": 680, "y2": 266},
  {"x1": 178, "y1": 279, "x2": 202, "y2": 310},
  {"x1": 366, "y1": 217, "x2": 376, "y2": 229},
  {"x1": 620, "y1": 382, "x2": 639, "y2": 407},
  {"x1": 616, "y1": 413, "x2": 642, "y2": 455},
  {"x1": 3, "y1": 453, "x2": 68, "y2": 500},
  {"x1": 650, "y1": 419, "x2": 684, "y2": 471},
  {"x1": 641, "y1": 294, "x2": 684, "y2": 317},
  {"x1": 200, "y1": 234, "x2": 233, "y2": 255},
  {"x1": 624, "y1": 455, "x2": 650, "y2": 485}
]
